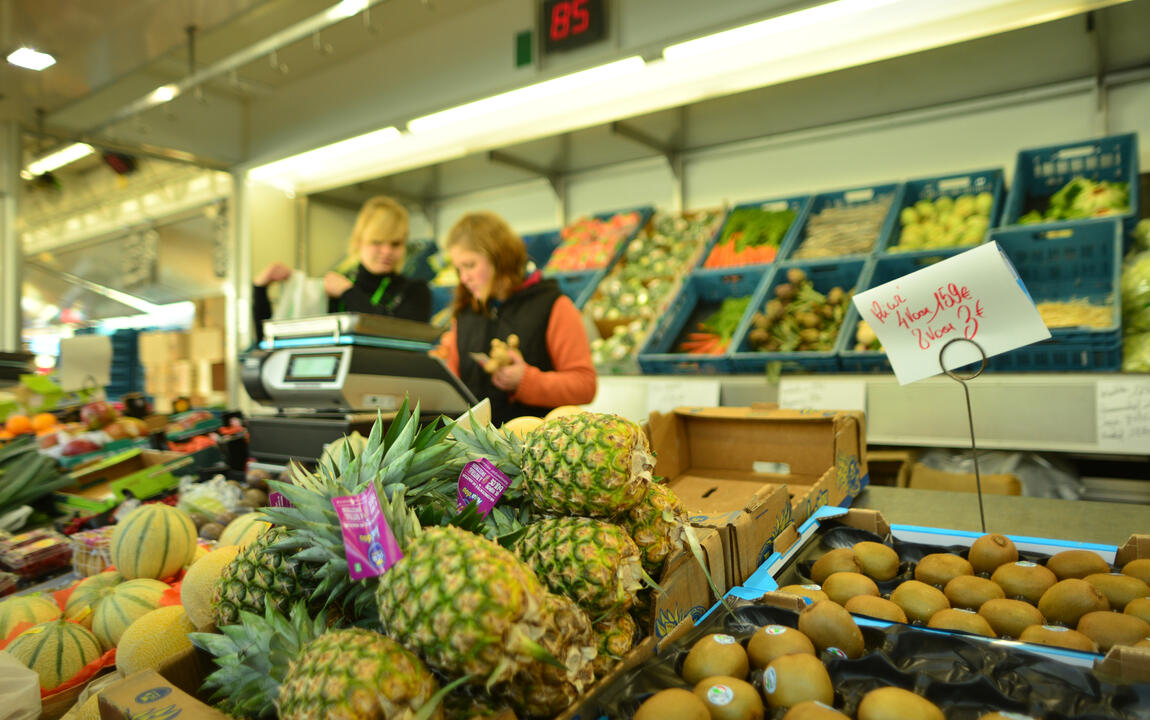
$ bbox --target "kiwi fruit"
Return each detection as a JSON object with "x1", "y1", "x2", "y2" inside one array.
[
  {"x1": 944, "y1": 575, "x2": 1005, "y2": 610},
  {"x1": 682, "y1": 633, "x2": 750, "y2": 684},
  {"x1": 853, "y1": 541, "x2": 900, "y2": 581},
  {"x1": 1037, "y1": 579, "x2": 1110, "y2": 626},
  {"x1": 797, "y1": 600, "x2": 865, "y2": 658},
  {"x1": 978, "y1": 599, "x2": 1046, "y2": 638},
  {"x1": 844, "y1": 595, "x2": 908, "y2": 623},
  {"x1": 1084, "y1": 572, "x2": 1150, "y2": 611},
  {"x1": 811, "y1": 548, "x2": 861, "y2": 585},
  {"x1": 747, "y1": 625, "x2": 815, "y2": 669},
  {"x1": 198, "y1": 522, "x2": 225, "y2": 540},
  {"x1": 635, "y1": 688, "x2": 710, "y2": 720},
  {"x1": 763, "y1": 653, "x2": 834, "y2": 709},
  {"x1": 914, "y1": 553, "x2": 974, "y2": 587},
  {"x1": 926, "y1": 608, "x2": 996, "y2": 637},
  {"x1": 991, "y1": 561, "x2": 1057, "y2": 604},
  {"x1": 693, "y1": 676, "x2": 765, "y2": 720},
  {"x1": 1125, "y1": 597, "x2": 1150, "y2": 625},
  {"x1": 1018, "y1": 624, "x2": 1099, "y2": 653},
  {"x1": 1076, "y1": 610, "x2": 1150, "y2": 651},
  {"x1": 822, "y1": 572, "x2": 880, "y2": 606},
  {"x1": 777, "y1": 584, "x2": 830, "y2": 605},
  {"x1": 782, "y1": 701, "x2": 849, "y2": 719},
  {"x1": 1046, "y1": 549, "x2": 1110, "y2": 580},
  {"x1": 856, "y1": 686, "x2": 944, "y2": 720},
  {"x1": 967, "y1": 533, "x2": 1019, "y2": 574},
  {"x1": 890, "y1": 580, "x2": 950, "y2": 623},
  {"x1": 1122, "y1": 558, "x2": 1150, "y2": 585}
]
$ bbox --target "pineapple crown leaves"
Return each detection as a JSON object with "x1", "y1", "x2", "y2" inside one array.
[
  {"x1": 449, "y1": 410, "x2": 526, "y2": 480},
  {"x1": 190, "y1": 602, "x2": 329, "y2": 719}
]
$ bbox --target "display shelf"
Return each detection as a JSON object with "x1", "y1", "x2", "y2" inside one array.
[{"x1": 586, "y1": 372, "x2": 1150, "y2": 456}]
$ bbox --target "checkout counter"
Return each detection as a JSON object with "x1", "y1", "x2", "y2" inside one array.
[{"x1": 241, "y1": 313, "x2": 476, "y2": 465}]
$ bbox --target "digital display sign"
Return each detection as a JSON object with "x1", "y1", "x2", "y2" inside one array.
[{"x1": 541, "y1": 0, "x2": 607, "y2": 54}]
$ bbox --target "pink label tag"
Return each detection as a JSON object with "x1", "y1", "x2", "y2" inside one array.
[
  {"x1": 457, "y1": 459, "x2": 512, "y2": 517},
  {"x1": 268, "y1": 491, "x2": 291, "y2": 508},
  {"x1": 331, "y1": 486, "x2": 402, "y2": 580}
]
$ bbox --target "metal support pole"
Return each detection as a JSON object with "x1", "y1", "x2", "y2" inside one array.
[
  {"x1": 227, "y1": 172, "x2": 251, "y2": 409},
  {"x1": 0, "y1": 121, "x2": 21, "y2": 351}
]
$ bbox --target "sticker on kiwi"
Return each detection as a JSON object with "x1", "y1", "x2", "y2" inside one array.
[
  {"x1": 765, "y1": 625, "x2": 788, "y2": 635},
  {"x1": 998, "y1": 714, "x2": 1035, "y2": 720},
  {"x1": 712, "y1": 634, "x2": 737, "y2": 645},
  {"x1": 1015, "y1": 561, "x2": 1038, "y2": 567},
  {"x1": 827, "y1": 647, "x2": 847, "y2": 658},
  {"x1": 763, "y1": 667, "x2": 778, "y2": 694},
  {"x1": 802, "y1": 584, "x2": 821, "y2": 590},
  {"x1": 1042, "y1": 625, "x2": 1069, "y2": 632},
  {"x1": 707, "y1": 684, "x2": 735, "y2": 706}
]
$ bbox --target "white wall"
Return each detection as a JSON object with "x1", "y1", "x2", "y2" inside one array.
[{"x1": 307, "y1": 201, "x2": 356, "y2": 274}]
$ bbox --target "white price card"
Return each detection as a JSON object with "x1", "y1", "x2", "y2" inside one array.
[
  {"x1": 779, "y1": 379, "x2": 867, "y2": 412},
  {"x1": 1096, "y1": 380, "x2": 1150, "y2": 452},
  {"x1": 645, "y1": 379, "x2": 721, "y2": 415},
  {"x1": 852, "y1": 242, "x2": 1051, "y2": 385}
]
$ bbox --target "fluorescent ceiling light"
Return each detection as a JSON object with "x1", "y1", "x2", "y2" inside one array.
[
  {"x1": 330, "y1": 0, "x2": 369, "y2": 19},
  {"x1": 25, "y1": 143, "x2": 95, "y2": 177},
  {"x1": 408, "y1": 56, "x2": 646, "y2": 134},
  {"x1": 7, "y1": 47, "x2": 55, "y2": 71},
  {"x1": 250, "y1": 126, "x2": 402, "y2": 186},
  {"x1": 148, "y1": 84, "x2": 180, "y2": 105}
]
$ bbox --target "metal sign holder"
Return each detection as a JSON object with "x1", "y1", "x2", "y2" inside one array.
[{"x1": 938, "y1": 337, "x2": 989, "y2": 533}]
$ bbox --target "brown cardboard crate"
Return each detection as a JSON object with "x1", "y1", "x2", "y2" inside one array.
[
  {"x1": 194, "y1": 296, "x2": 227, "y2": 329},
  {"x1": 189, "y1": 327, "x2": 224, "y2": 361},
  {"x1": 647, "y1": 406, "x2": 868, "y2": 587},
  {"x1": 648, "y1": 526, "x2": 727, "y2": 639},
  {"x1": 138, "y1": 331, "x2": 188, "y2": 364},
  {"x1": 98, "y1": 669, "x2": 229, "y2": 720},
  {"x1": 909, "y1": 462, "x2": 1022, "y2": 495}
]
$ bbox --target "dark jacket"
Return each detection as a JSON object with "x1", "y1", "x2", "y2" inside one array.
[
  {"x1": 252, "y1": 265, "x2": 432, "y2": 343},
  {"x1": 456, "y1": 276, "x2": 562, "y2": 425}
]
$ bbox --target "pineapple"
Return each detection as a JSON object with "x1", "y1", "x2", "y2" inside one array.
[
  {"x1": 513, "y1": 517, "x2": 646, "y2": 617},
  {"x1": 624, "y1": 482, "x2": 691, "y2": 573},
  {"x1": 592, "y1": 612, "x2": 637, "y2": 677},
  {"x1": 211, "y1": 526, "x2": 325, "y2": 628},
  {"x1": 375, "y1": 525, "x2": 596, "y2": 712},
  {"x1": 278, "y1": 628, "x2": 443, "y2": 720},
  {"x1": 520, "y1": 413, "x2": 654, "y2": 517}
]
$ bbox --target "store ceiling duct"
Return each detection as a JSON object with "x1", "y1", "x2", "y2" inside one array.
[{"x1": 249, "y1": 0, "x2": 1131, "y2": 194}]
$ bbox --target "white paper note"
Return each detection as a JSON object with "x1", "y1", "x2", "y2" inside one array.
[
  {"x1": 1096, "y1": 380, "x2": 1150, "y2": 452},
  {"x1": 852, "y1": 242, "x2": 1051, "y2": 385},
  {"x1": 645, "y1": 379, "x2": 721, "y2": 415},
  {"x1": 779, "y1": 379, "x2": 867, "y2": 412},
  {"x1": 57, "y1": 335, "x2": 112, "y2": 392}
]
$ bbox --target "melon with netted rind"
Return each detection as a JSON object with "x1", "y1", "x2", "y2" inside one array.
[
  {"x1": 0, "y1": 594, "x2": 61, "y2": 640},
  {"x1": 110, "y1": 504, "x2": 197, "y2": 580},
  {"x1": 181, "y1": 545, "x2": 242, "y2": 631},
  {"x1": 217, "y1": 513, "x2": 270, "y2": 548},
  {"x1": 116, "y1": 605, "x2": 195, "y2": 677}
]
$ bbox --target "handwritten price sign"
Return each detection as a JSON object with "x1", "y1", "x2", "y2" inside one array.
[{"x1": 853, "y1": 243, "x2": 1050, "y2": 384}]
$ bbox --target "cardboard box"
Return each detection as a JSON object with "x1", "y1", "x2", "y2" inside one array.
[
  {"x1": 189, "y1": 327, "x2": 224, "y2": 361},
  {"x1": 194, "y1": 296, "x2": 227, "y2": 330},
  {"x1": 908, "y1": 462, "x2": 1022, "y2": 495},
  {"x1": 138, "y1": 331, "x2": 188, "y2": 364},
  {"x1": 647, "y1": 406, "x2": 868, "y2": 587},
  {"x1": 647, "y1": 527, "x2": 727, "y2": 639},
  {"x1": 99, "y1": 670, "x2": 229, "y2": 720},
  {"x1": 57, "y1": 449, "x2": 188, "y2": 512}
]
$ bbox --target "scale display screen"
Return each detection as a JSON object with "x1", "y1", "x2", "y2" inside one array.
[{"x1": 285, "y1": 352, "x2": 342, "y2": 382}]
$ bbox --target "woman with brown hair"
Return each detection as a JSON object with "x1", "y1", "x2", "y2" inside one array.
[
  {"x1": 433, "y1": 211, "x2": 596, "y2": 424},
  {"x1": 252, "y1": 195, "x2": 432, "y2": 342}
]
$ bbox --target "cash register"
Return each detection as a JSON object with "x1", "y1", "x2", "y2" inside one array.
[{"x1": 241, "y1": 313, "x2": 477, "y2": 465}]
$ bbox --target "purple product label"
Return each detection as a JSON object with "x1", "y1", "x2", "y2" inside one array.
[
  {"x1": 331, "y1": 486, "x2": 402, "y2": 580},
  {"x1": 457, "y1": 459, "x2": 512, "y2": 517},
  {"x1": 268, "y1": 491, "x2": 292, "y2": 508}
]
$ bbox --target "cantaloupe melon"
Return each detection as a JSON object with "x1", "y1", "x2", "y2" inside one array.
[
  {"x1": 217, "y1": 512, "x2": 270, "y2": 548},
  {"x1": 189, "y1": 544, "x2": 208, "y2": 565},
  {"x1": 502, "y1": 416, "x2": 544, "y2": 439},
  {"x1": 181, "y1": 545, "x2": 241, "y2": 631},
  {"x1": 90, "y1": 578, "x2": 169, "y2": 650},
  {"x1": 109, "y1": 504, "x2": 197, "y2": 580},
  {"x1": 116, "y1": 605, "x2": 194, "y2": 677},
  {"x1": 6, "y1": 620, "x2": 102, "y2": 690},
  {"x1": 544, "y1": 405, "x2": 586, "y2": 421},
  {"x1": 61, "y1": 693, "x2": 101, "y2": 720},
  {"x1": 0, "y1": 594, "x2": 61, "y2": 640},
  {"x1": 64, "y1": 571, "x2": 123, "y2": 628}
]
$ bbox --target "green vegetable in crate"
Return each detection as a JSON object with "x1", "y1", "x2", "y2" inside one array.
[
  {"x1": 703, "y1": 207, "x2": 795, "y2": 267},
  {"x1": 748, "y1": 268, "x2": 851, "y2": 352},
  {"x1": 675, "y1": 296, "x2": 751, "y2": 355},
  {"x1": 0, "y1": 437, "x2": 73, "y2": 520},
  {"x1": 1019, "y1": 177, "x2": 1130, "y2": 224},
  {"x1": 854, "y1": 320, "x2": 882, "y2": 352},
  {"x1": 892, "y1": 192, "x2": 993, "y2": 251}
]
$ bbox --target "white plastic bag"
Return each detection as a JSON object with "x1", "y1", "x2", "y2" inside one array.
[
  {"x1": 272, "y1": 270, "x2": 328, "y2": 320},
  {"x1": 0, "y1": 651, "x2": 41, "y2": 720}
]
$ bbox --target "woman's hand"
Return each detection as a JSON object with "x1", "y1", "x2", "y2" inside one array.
[
  {"x1": 492, "y1": 348, "x2": 527, "y2": 393},
  {"x1": 324, "y1": 272, "x2": 354, "y2": 298},
  {"x1": 255, "y1": 261, "x2": 292, "y2": 287}
]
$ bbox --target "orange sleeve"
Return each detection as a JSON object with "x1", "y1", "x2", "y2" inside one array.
[
  {"x1": 430, "y1": 319, "x2": 460, "y2": 376},
  {"x1": 511, "y1": 296, "x2": 598, "y2": 408}
]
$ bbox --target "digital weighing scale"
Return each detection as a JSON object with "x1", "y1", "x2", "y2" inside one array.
[{"x1": 241, "y1": 313, "x2": 477, "y2": 465}]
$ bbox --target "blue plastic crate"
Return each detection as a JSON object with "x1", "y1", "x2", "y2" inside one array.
[
  {"x1": 694, "y1": 195, "x2": 810, "y2": 278},
  {"x1": 637, "y1": 271, "x2": 763, "y2": 375},
  {"x1": 544, "y1": 205, "x2": 654, "y2": 309},
  {"x1": 839, "y1": 250, "x2": 964, "y2": 373},
  {"x1": 883, "y1": 168, "x2": 1006, "y2": 254},
  {"x1": 522, "y1": 230, "x2": 561, "y2": 268},
  {"x1": 783, "y1": 182, "x2": 904, "y2": 261},
  {"x1": 430, "y1": 285, "x2": 455, "y2": 315},
  {"x1": 1002, "y1": 133, "x2": 1140, "y2": 230},
  {"x1": 729, "y1": 258, "x2": 870, "y2": 374},
  {"x1": 402, "y1": 239, "x2": 438, "y2": 282}
]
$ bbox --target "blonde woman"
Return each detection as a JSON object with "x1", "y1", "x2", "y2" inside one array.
[
  {"x1": 433, "y1": 211, "x2": 596, "y2": 425},
  {"x1": 252, "y1": 196, "x2": 431, "y2": 342}
]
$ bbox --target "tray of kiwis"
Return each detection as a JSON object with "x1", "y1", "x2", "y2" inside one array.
[
  {"x1": 767, "y1": 521, "x2": 1150, "y2": 660},
  {"x1": 582, "y1": 594, "x2": 1148, "y2": 719}
]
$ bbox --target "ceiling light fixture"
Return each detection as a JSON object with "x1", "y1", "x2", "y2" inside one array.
[
  {"x1": 249, "y1": 126, "x2": 403, "y2": 188},
  {"x1": 330, "y1": 0, "x2": 370, "y2": 20},
  {"x1": 148, "y1": 84, "x2": 180, "y2": 105},
  {"x1": 24, "y1": 143, "x2": 96, "y2": 177},
  {"x1": 408, "y1": 56, "x2": 646, "y2": 134},
  {"x1": 6, "y1": 47, "x2": 56, "y2": 71}
]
